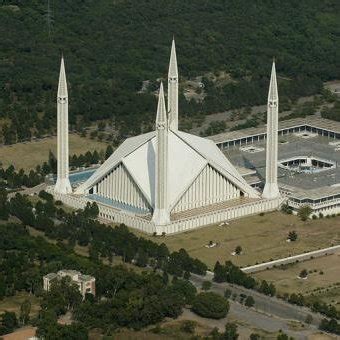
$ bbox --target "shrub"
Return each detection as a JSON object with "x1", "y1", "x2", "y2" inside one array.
[
  {"x1": 245, "y1": 296, "x2": 255, "y2": 307},
  {"x1": 180, "y1": 320, "x2": 196, "y2": 334},
  {"x1": 297, "y1": 205, "x2": 312, "y2": 221},
  {"x1": 250, "y1": 334, "x2": 261, "y2": 340},
  {"x1": 192, "y1": 292, "x2": 229, "y2": 319},
  {"x1": 288, "y1": 230, "x2": 298, "y2": 242},
  {"x1": 305, "y1": 314, "x2": 313, "y2": 324},
  {"x1": 201, "y1": 281, "x2": 212, "y2": 291},
  {"x1": 235, "y1": 245, "x2": 242, "y2": 255},
  {"x1": 299, "y1": 269, "x2": 308, "y2": 278},
  {"x1": 224, "y1": 288, "x2": 232, "y2": 299}
]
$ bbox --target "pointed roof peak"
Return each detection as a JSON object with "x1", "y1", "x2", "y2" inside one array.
[
  {"x1": 156, "y1": 82, "x2": 167, "y2": 124},
  {"x1": 268, "y1": 60, "x2": 278, "y2": 102},
  {"x1": 168, "y1": 39, "x2": 178, "y2": 78},
  {"x1": 58, "y1": 56, "x2": 68, "y2": 98}
]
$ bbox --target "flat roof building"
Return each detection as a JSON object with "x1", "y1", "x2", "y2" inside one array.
[{"x1": 43, "y1": 270, "x2": 95, "y2": 298}]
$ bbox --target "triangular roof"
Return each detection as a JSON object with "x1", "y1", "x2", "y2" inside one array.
[{"x1": 76, "y1": 130, "x2": 258, "y2": 207}]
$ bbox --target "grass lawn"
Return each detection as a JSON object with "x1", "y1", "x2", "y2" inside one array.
[
  {"x1": 131, "y1": 212, "x2": 340, "y2": 270},
  {"x1": 0, "y1": 134, "x2": 108, "y2": 171},
  {"x1": 0, "y1": 292, "x2": 41, "y2": 317}
]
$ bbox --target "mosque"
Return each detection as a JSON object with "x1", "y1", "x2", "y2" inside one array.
[{"x1": 51, "y1": 40, "x2": 282, "y2": 235}]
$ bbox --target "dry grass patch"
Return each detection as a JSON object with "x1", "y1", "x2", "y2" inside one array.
[
  {"x1": 0, "y1": 292, "x2": 40, "y2": 317},
  {"x1": 0, "y1": 134, "x2": 108, "y2": 170},
  {"x1": 253, "y1": 253, "x2": 340, "y2": 310},
  {"x1": 131, "y1": 212, "x2": 340, "y2": 269}
]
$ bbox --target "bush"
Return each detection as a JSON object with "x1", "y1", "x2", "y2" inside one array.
[
  {"x1": 192, "y1": 292, "x2": 229, "y2": 319},
  {"x1": 224, "y1": 288, "x2": 232, "y2": 299},
  {"x1": 201, "y1": 281, "x2": 212, "y2": 291},
  {"x1": 305, "y1": 314, "x2": 313, "y2": 324},
  {"x1": 288, "y1": 231, "x2": 298, "y2": 242},
  {"x1": 245, "y1": 296, "x2": 255, "y2": 307},
  {"x1": 223, "y1": 322, "x2": 239, "y2": 340},
  {"x1": 297, "y1": 205, "x2": 312, "y2": 221},
  {"x1": 299, "y1": 269, "x2": 308, "y2": 279},
  {"x1": 235, "y1": 245, "x2": 242, "y2": 255},
  {"x1": 180, "y1": 320, "x2": 196, "y2": 334},
  {"x1": 250, "y1": 334, "x2": 261, "y2": 340}
]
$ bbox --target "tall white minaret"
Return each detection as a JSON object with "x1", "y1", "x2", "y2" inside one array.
[
  {"x1": 263, "y1": 61, "x2": 280, "y2": 199},
  {"x1": 152, "y1": 82, "x2": 170, "y2": 227},
  {"x1": 168, "y1": 39, "x2": 179, "y2": 131},
  {"x1": 54, "y1": 56, "x2": 72, "y2": 194}
]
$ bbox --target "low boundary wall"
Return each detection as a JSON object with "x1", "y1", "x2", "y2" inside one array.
[
  {"x1": 49, "y1": 187, "x2": 283, "y2": 235},
  {"x1": 242, "y1": 245, "x2": 340, "y2": 273}
]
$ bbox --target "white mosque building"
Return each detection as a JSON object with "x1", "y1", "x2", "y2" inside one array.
[{"x1": 51, "y1": 40, "x2": 282, "y2": 235}]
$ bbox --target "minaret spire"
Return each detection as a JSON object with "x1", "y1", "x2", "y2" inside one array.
[
  {"x1": 263, "y1": 60, "x2": 280, "y2": 199},
  {"x1": 152, "y1": 82, "x2": 170, "y2": 229},
  {"x1": 168, "y1": 38, "x2": 179, "y2": 131},
  {"x1": 54, "y1": 56, "x2": 72, "y2": 194}
]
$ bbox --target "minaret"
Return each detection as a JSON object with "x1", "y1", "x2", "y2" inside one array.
[
  {"x1": 263, "y1": 61, "x2": 280, "y2": 199},
  {"x1": 168, "y1": 38, "x2": 179, "y2": 131},
  {"x1": 152, "y1": 82, "x2": 170, "y2": 227},
  {"x1": 54, "y1": 56, "x2": 72, "y2": 194}
]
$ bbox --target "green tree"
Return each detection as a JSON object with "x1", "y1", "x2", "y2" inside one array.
[
  {"x1": 0, "y1": 311, "x2": 18, "y2": 335},
  {"x1": 180, "y1": 320, "x2": 196, "y2": 334},
  {"x1": 297, "y1": 206, "x2": 312, "y2": 221},
  {"x1": 245, "y1": 296, "x2": 255, "y2": 307},
  {"x1": 201, "y1": 280, "x2": 212, "y2": 291},
  {"x1": 192, "y1": 292, "x2": 229, "y2": 319},
  {"x1": 19, "y1": 299, "x2": 31, "y2": 326},
  {"x1": 221, "y1": 322, "x2": 239, "y2": 340}
]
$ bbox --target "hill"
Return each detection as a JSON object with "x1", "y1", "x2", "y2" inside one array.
[{"x1": 0, "y1": 0, "x2": 339, "y2": 143}]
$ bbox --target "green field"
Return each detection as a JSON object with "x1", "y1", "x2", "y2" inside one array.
[
  {"x1": 0, "y1": 134, "x2": 108, "y2": 170},
  {"x1": 132, "y1": 212, "x2": 340, "y2": 269}
]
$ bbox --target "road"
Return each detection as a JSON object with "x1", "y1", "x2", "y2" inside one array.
[
  {"x1": 179, "y1": 307, "x2": 319, "y2": 340},
  {"x1": 190, "y1": 273, "x2": 325, "y2": 329},
  {"x1": 8, "y1": 183, "x2": 47, "y2": 199}
]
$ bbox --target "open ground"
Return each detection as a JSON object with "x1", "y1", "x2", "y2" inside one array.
[
  {"x1": 0, "y1": 292, "x2": 40, "y2": 317},
  {"x1": 131, "y1": 211, "x2": 340, "y2": 270},
  {"x1": 253, "y1": 253, "x2": 340, "y2": 311},
  {"x1": 0, "y1": 134, "x2": 109, "y2": 170}
]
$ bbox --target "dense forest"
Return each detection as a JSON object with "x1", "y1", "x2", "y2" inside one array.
[{"x1": 1, "y1": 0, "x2": 340, "y2": 142}]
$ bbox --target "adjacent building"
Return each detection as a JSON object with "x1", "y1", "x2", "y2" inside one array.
[{"x1": 43, "y1": 270, "x2": 95, "y2": 298}]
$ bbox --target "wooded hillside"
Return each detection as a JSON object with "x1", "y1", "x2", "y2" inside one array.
[{"x1": 1, "y1": 0, "x2": 339, "y2": 141}]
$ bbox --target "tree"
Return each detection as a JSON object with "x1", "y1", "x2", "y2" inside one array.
[
  {"x1": 299, "y1": 269, "x2": 308, "y2": 279},
  {"x1": 19, "y1": 299, "x2": 31, "y2": 326},
  {"x1": 277, "y1": 331, "x2": 289, "y2": 340},
  {"x1": 221, "y1": 322, "x2": 239, "y2": 340},
  {"x1": 0, "y1": 311, "x2": 18, "y2": 335},
  {"x1": 42, "y1": 277, "x2": 82, "y2": 316},
  {"x1": 0, "y1": 189, "x2": 9, "y2": 220},
  {"x1": 170, "y1": 279, "x2": 197, "y2": 305},
  {"x1": 297, "y1": 205, "x2": 312, "y2": 221},
  {"x1": 180, "y1": 320, "x2": 196, "y2": 334},
  {"x1": 201, "y1": 280, "x2": 212, "y2": 291},
  {"x1": 105, "y1": 145, "x2": 114, "y2": 160},
  {"x1": 235, "y1": 246, "x2": 242, "y2": 255},
  {"x1": 288, "y1": 231, "x2": 298, "y2": 242},
  {"x1": 192, "y1": 292, "x2": 229, "y2": 319},
  {"x1": 244, "y1": 296, "x2": 255, "y2": 307},
  {"x1": 213, "y1": 261, "x2": 256, "y2": 289},
  {"x1": 258, "y1": 280, "x2": 276, "y2": 297},
  {"x1": 250, "y1": 334, "x2": 261, "y2": 340},
  {"x1": 224, "y1": 288, "x2": 232, "y2": 299}
]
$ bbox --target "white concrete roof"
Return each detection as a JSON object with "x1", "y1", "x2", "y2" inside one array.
[{"x1": 76, "y1": 129, "x2": 258, "y2": 207}]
